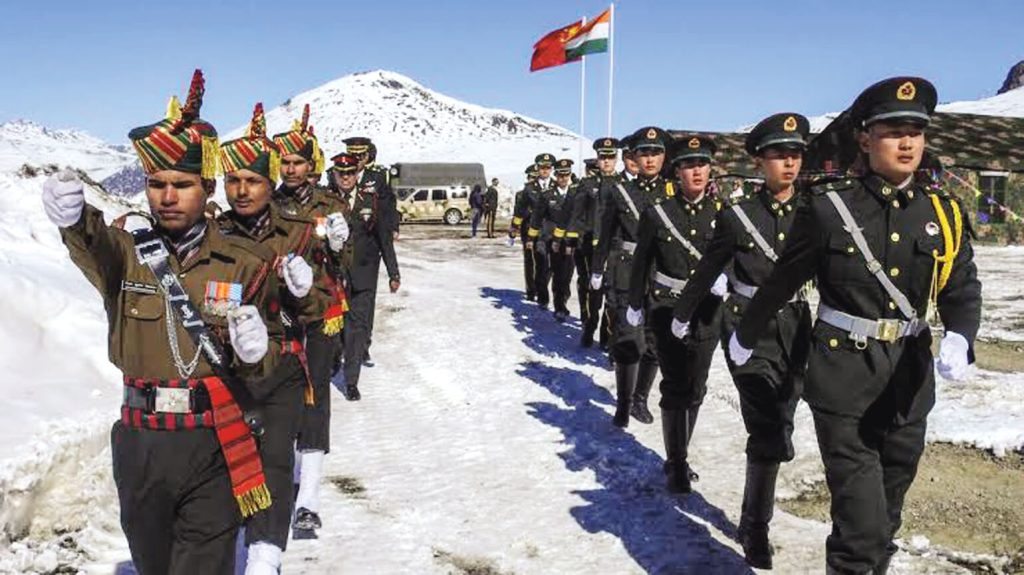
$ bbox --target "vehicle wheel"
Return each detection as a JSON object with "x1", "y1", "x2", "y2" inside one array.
[{"x1": 444, "y1": 208, "x2": 462, "y2": 226}]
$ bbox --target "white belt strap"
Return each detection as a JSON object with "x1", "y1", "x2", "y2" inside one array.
[
  {"x1": 654, "y1": 271, "x2": 688, "y2": 291},
  {"x1": 824, "y1": 191, "x2": 918, "y2": 321},
  {"x1": 731, "y1": 204, "x2": 778, "y2": 262},
  {"x1": 817, "y1": 303, "x2": 927, "y2": 345},
  {"x1": 615, "y1": 183, "x2": 640, "y2": 221},
  {"x1": 653, "y1": 203, "x2": 702, "y2": 261}
]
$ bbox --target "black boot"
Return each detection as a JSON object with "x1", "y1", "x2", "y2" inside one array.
[
  {"x1": 612, "y1": 362, "x2": 638, "y2": 427},
  {"x1": 580, "y1": 325, "x2": 595, "y2": 348},
  {"x1": 345, "y1": 384, "x2": 361, "y2": 401},
  {"x1": 738, "y1": 461, "x2": 780, "y2": 569},
  {"x1": 630, "y1": 361, "x2": 657, "y2": 424},
  {"x1": 873, "y1": 546, "x2": 896, "y2": 575},
  {"x1": 686, "y1": 404, "x2": 702, "y2": 482},
  {"x1": 661, "y1": 408, "x2": 692, "y2": 494}
]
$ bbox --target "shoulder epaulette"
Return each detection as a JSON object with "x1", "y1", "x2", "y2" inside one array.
[
  {"x1": 665, "y1": 181, "x2": 675, "y2": 198},
  {"x1": 810, "y1": 177, "x2": 855, "y2": 195}
]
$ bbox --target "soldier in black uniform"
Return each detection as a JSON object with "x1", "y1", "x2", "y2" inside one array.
[
  {"x1": 731, "y1": 78, "x2": 981, "y2": 574},
  {"x1": 510, "y1": 164, "x2": 540, "y2": 300},
  {"x1": 671, "y1": 113, "x2": 813, "y2": 568},
  {"x1": 528, "y1": 158, "x2": 578, "y2": 322},
  {"x1": 592, "y1": 128, "x2": 669, "y2": 428},
  {"x1": 343, "y1": 137, "x2": 397, "y2": 368},
  {"x1": 569, "y1": 139, "x2": 619, "y2": 347},
  {"x1": 329, "y1": 152, "x2": 401, "y2": 401},
  {"x1": 520, "y1": 153, "x2": 556, "y2": 308},
  {"x1": 626, "y1": 135, "x2": 724, "y2": 493}
]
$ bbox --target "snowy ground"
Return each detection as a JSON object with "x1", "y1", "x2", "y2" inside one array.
[{"x1": 0, "y1": 211, "x2": 1021, "y2": 572}]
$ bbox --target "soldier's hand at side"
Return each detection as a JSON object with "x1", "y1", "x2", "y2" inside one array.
[
  {"x1": 937, "y1": 331, "x2": 970, "y2": 381},
  {"x1": 228, "y1": 305, "x2": 269, "y2": 364},
  {"x1": 525, "y1": 241, "x2": 534, "y2": 250},
  {"x1": 626, "y1": 306, "x2": 643, "y2": 327},
  {"x1": 42, "y1": 168, "x2": 85, "y2": 228},
  {"x1": 282, "y1": 255, "x2": 313, "y2": 298},
  {"x1": 389, "y1": 278, "x2": 400, "y2": 293},
  {"x1": 729, "y1": 332, "x2": 753, "y2": 366},
  {"x1": 326, "y1": 212, "x2": 349, "y2": 252},
  {"x1": 710, "y1": 274, "x2": 729, "y2": 298},
  {"x1": 671, "y1": 318, "x2": 690, "y2": 340},
  {"x1": 590, "y1": 274, "x2": 603, "y2": 291}
]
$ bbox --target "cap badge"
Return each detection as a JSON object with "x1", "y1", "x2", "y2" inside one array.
[
  {"x1": 688, "y1": 137, "x2": 701, "y2": 149},
  {"x1": 646, "y1": 128, "x2": 657, "y2": 140},
  {"x1": 897, "y1": 81, "x2": 916, "y2": 101},
  {"x1": 783, "y1": 116, "x2": 798, "y2": 132}
]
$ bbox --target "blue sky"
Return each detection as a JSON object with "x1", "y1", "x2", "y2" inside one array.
[{"x1": 1, "y1": 0, "x2": 1020, "y2": 144}]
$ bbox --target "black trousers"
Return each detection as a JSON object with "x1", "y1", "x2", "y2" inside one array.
[
  {"x1": 297, "y1": 325, "x2": 338, "y2": 453},
  {"x1": 550, "y1": 241, "x2": 574, "y2": 315},
  {"x1": 723, "y1": 298, "x2": 811, "y2": 463},
  {"x1": 648, "y1": 298, "x2": 720, "y2": 410},
  {"x1": 246, "y1": 355, "x2": 305, "y2": 550},
  {"x1": 573, "y1": 235, "x2": 603, "y2": 333},
  {"x1": 804, "y1": 325, "x2": 935, "y2": 573},
  {"x1": 344, "y1": 286, "x2": 376, "y2": 389},
  {"x1": 531, "y1": 240, "x2": 552, "y2": 306},
  {"x1": 111, "y1": 423, "x2": 240, "y2": 575},
  {"x1": 520, "y1": 228, "x2": 536, "y2": 298}
]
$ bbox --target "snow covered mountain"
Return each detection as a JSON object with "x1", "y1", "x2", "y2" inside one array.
[
  {"x1": 0, "y1": 120, "x2": 136, "y2": 180},
  {"x1": 230, "y1": 70, "x2": 586, "y2": 185}
]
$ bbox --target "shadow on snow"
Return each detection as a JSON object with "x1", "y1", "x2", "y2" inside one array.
[{"x1": 482, "y1": 286, "x2": 750, "y2": 575}]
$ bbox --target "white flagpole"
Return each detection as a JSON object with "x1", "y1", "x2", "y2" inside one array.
[
  {"x1": 579, "y1": 16, "x2": 587, "y2": 177},
  {"x1": 607, "y1": 4, "x2": 615, "y2": 136}
]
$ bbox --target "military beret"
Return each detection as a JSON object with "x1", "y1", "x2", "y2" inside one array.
[
  {"x1": 670, "y1": 135, "x2": 717, "y2": 164},
  {"x1": 534, "y1": 153, "x2": 555, "y2": 167},
  {"x1": 629, "y1": 126, "x2": 670, "y2": 152},
  {"x1": 745, "y1": 113, "x2": 810, "y2": 156},
  {"x1": 850, "y1": 76, "x2": 937, "y2": 128},
  {"x1": 343, "y1": 136, "x2": 372, "y2": 154},
  {"x1": 330, "y1": 152, "x2": 360, "y2": 174},
  {"x1": 554, "y1": 158, "x2": 574, "y2": 174},
  {"x1": 593, "y1": 137, "x2": 621, "y2": 157}
]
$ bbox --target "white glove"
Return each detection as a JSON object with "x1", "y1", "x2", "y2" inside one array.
[
  {"x1": 710, "y1": 273, "x2": 729, "y2": 298},
  {"x1": 228, "y1": 305, "x2": 269, "y2": 365},
  {"x1": 282, "y1": 255, "x2": 313, "y2": 298},
  {"x1": 626, "y1": 306, "x2": 643, "y2": 327},
  {"x1": 42, "y1": 169, "x2": 85, "y2": 228},
  {"x1": 671, "y1": 318, "x2": 690, "y2": 340},
  {"x1": 729, "y1": 332, "x2": 753, "y2": 366},
  {"x1": 590, "y1": 274, "x2": 603, "y2": 291},
  {"x1": 326, "y1": 212, "x2": 349, "y2": 252},
  {"x1": 937, "y1": 331, "x2": 970, "y2": 381}
]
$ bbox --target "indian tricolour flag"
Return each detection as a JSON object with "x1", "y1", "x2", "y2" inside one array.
[{"x1": 565, "y1": 8, "x2": 611, "y2": 59}]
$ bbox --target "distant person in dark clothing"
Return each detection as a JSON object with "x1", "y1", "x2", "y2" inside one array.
[
  {"x1": 470, "y1": 184, "x2": 484, "y2": 237},
  {"x1": 484, "y1": 178, "x2": 499, "y2": 238}
]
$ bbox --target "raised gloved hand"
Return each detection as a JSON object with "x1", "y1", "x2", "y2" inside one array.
[
  {"x1": 282, "y1": 255, "x2": 313, "y2": 298},
  {"x1": 671, "y1": 318, "x2": 690, "y2": 339},
  {"x1": 729, "y1": 332, "x2": 753, "y2": 366},
  {"x1": 326, "y1": 212, "x2": 349, "y2": 252},
  {"x1": 937, "y1": 331, "x2": 970, "y2": 381},
  {"x1": 42, "y1": 169, "x2": 85, "y2": 228},
  {"x1": 590, "y1": 274, "x2": 603, "y2": 291},
  {"x1": 710, "y1": 273, "x2": 729, "y2": 298},
  {"x1": 228, "y1": 305, "x2": 269, "y2": 365},
  {"x1": 626, "y1": 306, "x2": 643, "y2": 327}
]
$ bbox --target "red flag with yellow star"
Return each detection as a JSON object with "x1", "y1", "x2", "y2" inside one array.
[{"x1": 529, "y1": 19, "x2": 584, "y2": 72}]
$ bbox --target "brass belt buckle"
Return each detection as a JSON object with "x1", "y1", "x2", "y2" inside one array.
[
  {"x1": 876, "y1": 319, "x2": 901, "y2": 343},
  {"x1": 154, "y1": 388, "x2": 192, "y2": 414}
]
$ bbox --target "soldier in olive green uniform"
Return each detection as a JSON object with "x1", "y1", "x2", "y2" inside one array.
[
  {"x1": 217, "y1": 103, "x2": 348, "y2": 567},
  {"x1": 732, "y1": 78, "x2": 982, "y2": 574},
  {"x1": 271, "y1": 105, "x2": 351, "y2": 536},
  {"x1": 43, "y1": 70, "x2": 280, "y2": 574}
]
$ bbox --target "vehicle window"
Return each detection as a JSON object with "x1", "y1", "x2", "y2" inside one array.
[
  {"x1": 413, "y1": 190, "x2": 428, "y2": 201},
  {"x1": 451, "y1": 190, "x2": 467, "y2": 199},
  {"x1": 431, "y1": 190, "x2": 446, "y2": 201},
  {"x1": 396, "y1": 188, "x2": 413, "y2": 200}
]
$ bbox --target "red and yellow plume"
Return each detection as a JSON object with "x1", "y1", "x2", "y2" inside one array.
[{"x1": 247, "y1": 102, "x2": 267, "y2": 140}]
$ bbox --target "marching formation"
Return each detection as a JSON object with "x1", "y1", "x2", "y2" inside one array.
[
  {"x1": 41, "y1": 70, "x2": 399, "y2": 574},
  {"x1": 508, "y1": 76, "x2": 981, "y2": 574},
  {"x1": 37, "y1": 67, "x2": 981, "y2": 575}
]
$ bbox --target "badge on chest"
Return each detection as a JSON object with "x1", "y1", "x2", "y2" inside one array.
[{"x1": 204, "y1": 281, "x2": 243, "y2": 317}]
